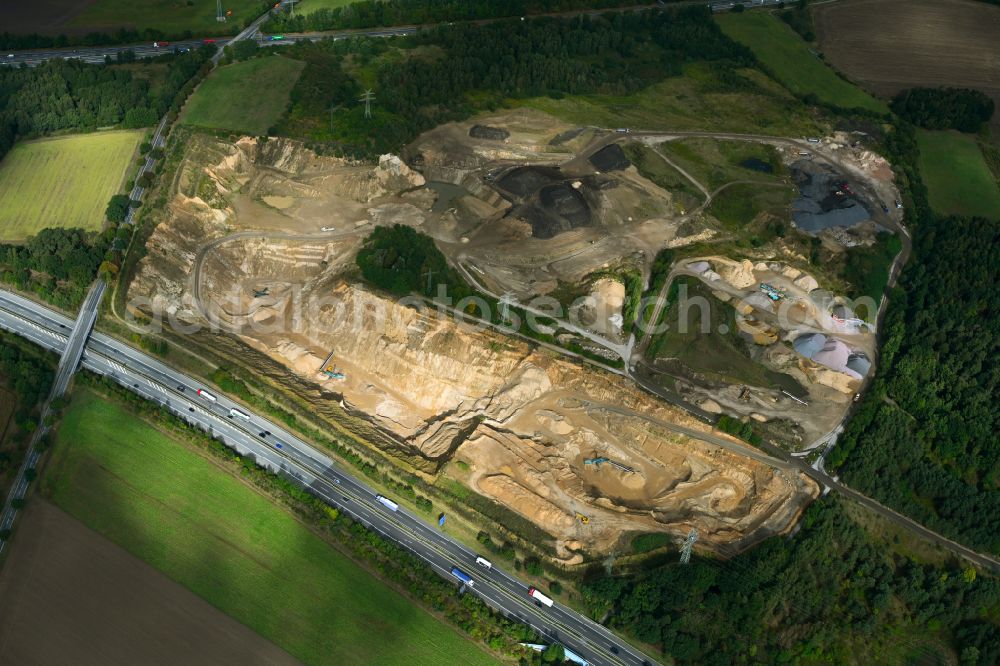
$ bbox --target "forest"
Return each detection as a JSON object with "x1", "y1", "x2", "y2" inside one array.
[
  {"x1": 823, "y1": 115, "x2": 1000, "y2": 556},
  {"x1": 0, "y1": 332, "x2": 55, "y2": 443},
  {"x1": 583, "y1": 498, "x2": 1000, "y2": 664},
  {"x1": 270, "y1": 0, "x2": 662, "y2": 33},
  {"x1": 355, "y1": 224, "x2": 470, "y2": 299},
  {"x1": 0, "y1": 228, "x2": 113, "y2": 309},
  {"x1": 890, "y1": 87, "x2": 996, "y2": 133},
  {"x1": 278, "y1": 7, "x2": 754, "y2": 157},
  {"x1": 0, "y1": 46, "x2": 215, "y2": 162}
]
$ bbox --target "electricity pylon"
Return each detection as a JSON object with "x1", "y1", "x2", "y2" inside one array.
[
  {"x1": 359, "y1": 89, "x2": 376, "y2": 119},
  {"x1": 680, "y1": 529, "x2": 698, "y2": 564}
]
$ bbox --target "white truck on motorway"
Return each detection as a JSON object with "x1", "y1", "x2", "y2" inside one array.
[
  {"x1": 528, "y1": 587, "x2": 554, "y2": 607},
  {"x1": 376, "y1": 495, "x2": 399, "y2": 512},
  {"x1": 229, "y1": 408, "x2": 250, "y2": 421},
  {"x1": 475, "y1": 556, "x2": 492, "y2": 570},
  {"x1": 197, "y1": 389, "x2": 217, "y2": 402}
]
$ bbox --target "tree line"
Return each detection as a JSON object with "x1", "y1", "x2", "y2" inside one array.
[
  {"x1": 278, "y1": 7, "x2": 754, "y2": 157},
  {"x1": 890, "y1": 87, "x2": 995, "y2": 133},
  {"x1": 825, "y1": 117, "x2": 1000, "y2": 557},
  {"x1": 0, "y1": 45, "x2": 215, "y2": 162},
  {"x1": 0, "y1": 331, "x2": 55, "y2": 448},
  {"x1": 582, "y1": 498, "x2": 1000, "y2": 664},
  {"x1": 270, "y1": 0, "x2": 668, "y2": 33},
  {"x1": 0, "y1": 227, "x2": 113, "y2": 309}
]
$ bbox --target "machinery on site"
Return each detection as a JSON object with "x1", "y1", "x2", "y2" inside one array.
[
  {"x1": 319, "y1": 350, "x2": 346, "y2": 380},
  {"x1": 759, "y1": 283, "x2": 786, "y2": 302},
  {"x1": 584, "y1": 457, "x2": 636, "y2": 473}
]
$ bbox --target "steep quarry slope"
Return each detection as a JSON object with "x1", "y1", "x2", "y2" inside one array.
[{"x1": 130, "y1": 132, "x2": 818, "y2": 560}]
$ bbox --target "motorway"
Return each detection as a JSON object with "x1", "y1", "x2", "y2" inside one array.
[
  {"x1": 0, "y1": 26, "x2": 417, "y2": 68},
  {"x1": 0, "y1": 288, "x2": 656, "y2": 666}
]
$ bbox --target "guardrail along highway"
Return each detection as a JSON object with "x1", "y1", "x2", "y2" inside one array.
[{"x1": 0, "y1": 288, "x2": 655, "y2": 666}]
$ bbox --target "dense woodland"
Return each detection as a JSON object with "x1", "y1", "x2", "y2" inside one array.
[
  {"x1": 279, "y1": 7, "x2": 754, "y2": 157},
  {"x1": 825, "y1": 119, "x2": 1000, "y2": 556},
  {"x1": 270, "y1": 0, "x2": 659, "y2": 32},
  {"x1": 828, "y1": 122, "x2": 1000, "y2": 554},
  {"x1": 584, "y1": 499, "x2": 1000, "y2": 664},
  {"x1": 356, "y1": 224, "x2": 470, "y2": 298},
  {"x1": 0, "y1": 333, "x2": 55, "y2": 446},
  {"x1": 0, "y1": 46, "x2": 215, "y2": 162},
  {"x1": 0, "y1": 228, "x2": 114, "y2": 309},
  {"x1": 890, "y1": 87, "x2": 996, "y2": 134}
]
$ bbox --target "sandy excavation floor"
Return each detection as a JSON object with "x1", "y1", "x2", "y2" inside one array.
[
  {"x1": 128, "y1": 121, "x2": 828, "y2": 559},
  {"x1": 650, "y1": 255, "x2": 878, "y2": 446},
  {"x1": 0, "y1": 501, "x2": 298, "y2": 666}
]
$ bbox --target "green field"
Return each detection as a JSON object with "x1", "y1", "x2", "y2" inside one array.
[
  {"x1": 297, "y1": 0, "x2": 361, "y2": 11},
  {"x1": 716, "y1": 13, "x2": 887, "y2": 114},
  {"x1": 707, "y1": 182, "x2": 794, "y2": 231},
  {"x1": 68, "y1": 0, "x2": 265, "y2": 35},
  {"x1": 0, "y1": 131, "x2": 142, "y2": 241},
  {"x1": 182, "y1": 56, "x2": 306, "y2": 135},
  {"x1": 43, "y1": 390, "x2": 497, "y2": 666},
  {"x1": 916, "y1": 130, "x2": 1000, "y2": 220},
  {"x1": 522, "y1": 62, "x2": 821, "y2": 137},
  {"x1": 657, "y1": 138, "x2": 786, "y2": 190}
]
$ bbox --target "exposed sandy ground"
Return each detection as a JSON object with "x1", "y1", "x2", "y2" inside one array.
[
  {"x1": 129, "y1": 130, "x2": 820, "y2": 558},
  {"x1": 655, "y1": 256, "x2": 877, "y2": 445},
  {"x1": 409, "y1": 110, "x2": 684, "y2": 300},
  {"x1": 0, "y1": 500, "x2": 299, "y2": 666},
  {"x1": 814, "y1": 0, "x2": 1000, "y2": 137}
]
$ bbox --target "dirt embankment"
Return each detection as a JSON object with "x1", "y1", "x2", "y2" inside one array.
[
  {"x1": 0, "y1": 500, "x2": 298, "y2": 665},
  {"x1": 129, "y1": 131, "x2": 819, "y2": 559}
]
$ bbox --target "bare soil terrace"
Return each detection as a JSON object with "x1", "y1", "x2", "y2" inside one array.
[
  {"x1": 814, "y1": 0, "x2": 1000, "y2": 137},
  {"x1": 0, "y1": 500, "x2": 299, "y2": 666}
]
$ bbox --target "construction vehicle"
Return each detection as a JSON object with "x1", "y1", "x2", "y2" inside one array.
[
  {"x1": 320, "y1": 350, "x2": 346, "y2": 379},
  {"x1": 575, "y1": 512, "x2": 590, "y2": 525},
  {"x1": 759, "y1": 283, "x2": 786, "y2": 302},
  {"x1": 322, "y1": 364, "x2": 345, "y2": 380},
  {"x1": 584, "y1": 457, "x2": 636, "y2": 473}
]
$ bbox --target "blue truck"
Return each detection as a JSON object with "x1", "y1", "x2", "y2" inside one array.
[{"x1": 451, "y1": 567, "x2": 474, "y2": 587}]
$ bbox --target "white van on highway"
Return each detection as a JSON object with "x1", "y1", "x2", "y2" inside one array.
[{"x1": 475, "y1": 556, "x2": 492, "y2": 570}]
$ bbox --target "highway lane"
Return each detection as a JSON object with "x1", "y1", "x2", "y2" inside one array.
[
  {"x1": 10, "y1": 280, "x2": 998, "y2": 582},
  {"x1": 0, "y1": 291, "x2": 654, "y2": 666}
]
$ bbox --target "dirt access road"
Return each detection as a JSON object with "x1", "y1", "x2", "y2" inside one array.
[{"x1": 0, "y1": 500, "x2": 299, "y2": 666}]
